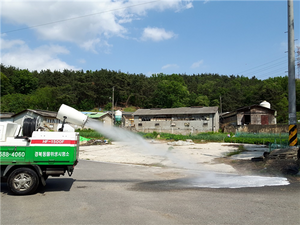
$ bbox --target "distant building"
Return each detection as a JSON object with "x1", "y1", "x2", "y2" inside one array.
[
  {"x1": 133, "y1": 107, "x2": 219, "y2": 134},
  {"x1": 85, "y1": 111, "x2": 134, "y2": 128},
  {"x1": 220, "y1": 104, "x2": 277, "y2": 128},
  {"x1": 12, "y1": 109, "x2": 61, "y2": 131},
  {"x1": 0, "y1": 113, "x2": 15, "y2": 122},
  {"x1": 122, "y1": 112, "x2": 134, "y2": 128},
  {"x1": 86, "y1": 112, "x2": 112, "y2": 126}
]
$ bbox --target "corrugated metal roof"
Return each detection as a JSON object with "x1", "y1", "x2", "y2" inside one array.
[
  {"x1": 87, "y1": 112, "x2": 109, "y2": 119},
  {"x1": 133, "y1": 107, "x2": 218, "y2": 116},
  {"x1": 122, "y1": 112, "x2": 134, "y2": 116},
  {"x1": 12, "y1": 109, "x2": 57, "y2": 118},
  {"x1": 0, "y1": 113, "x2": 15, "y2": 119},
  {"x1": 220, "y1": 105, "x2": 275, "y2": 119},
  {"x1": 237, "y1": 104, "x2": 275, "y2": 112}
]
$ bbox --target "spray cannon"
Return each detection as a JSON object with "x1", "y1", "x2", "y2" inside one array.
[{"x1": 57, "y1": 104, "x2": 88, "y2": 131}]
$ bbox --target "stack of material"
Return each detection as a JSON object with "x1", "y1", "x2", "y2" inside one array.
[{"x1": 267, "y1": 147, "x2": 299, "y2": 160}]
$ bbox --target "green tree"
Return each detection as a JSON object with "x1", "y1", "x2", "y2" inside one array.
[
  {"x1": 0, "y1": 93, "x2": 30, "y2": 113},
  {"x1": 260, "y1": 77, "x2": 288, "y2": 123},
  {"x1": 11, "y1": 69, "x2": 38, "y2": 94},
  {"x1": 104, "y1": 102, "x2": 112, "y2": 111},
  {"x1": 27, "y1": 86, "x2": 57, "y2": 110},
  {"x1": 195, "y1": 95, "x2": 210, "y2": 106},
  {"x1": 78, "y1": 99, "x2": 95, "y2": 111},
  {"x1": 152, "y1": 80, "x2": 190, "y2": 108},
  {"x1": 274, "y1": 95, "x2": 288, "y2": 123},
  {"x1": 1, "y1": 72, "x2": 14, "y2": 96}
]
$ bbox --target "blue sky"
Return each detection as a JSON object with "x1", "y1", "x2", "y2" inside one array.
[{"x1": 1, "y1": 0, "x2": 299, "y2": 80}]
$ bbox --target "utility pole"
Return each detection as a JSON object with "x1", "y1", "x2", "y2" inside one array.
[
  {"x1": 112, "y1": 86, "x2": 115, "y2": 126},
  {"x1": 288, "y1": 0, "x2": 297, "y2": 146},
  {"x1": 297, "y1": 46, "x2": 300, "y2": 79},
  {"x1": 219, "y1": 95, "x2": 222, "y2": 114}
]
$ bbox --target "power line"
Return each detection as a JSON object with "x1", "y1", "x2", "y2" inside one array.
[
  {"x1": 257, "y1": 66, "x2": 288, "y2": 79},
  {"x1": 236, "y1": 56, "x2": 286, "y2": 75},
  {"x1": 240, "y1": 59, "x2": 287, "y2": 77},
  {"x1": 1, "y1": 0, "x2": 159, "y2": 34}
]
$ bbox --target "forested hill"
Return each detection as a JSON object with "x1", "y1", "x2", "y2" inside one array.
[{"x1": 1, "y1": 64, "x2": 299, "y2": 123}]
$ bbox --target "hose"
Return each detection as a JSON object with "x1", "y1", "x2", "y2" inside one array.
[{"x1": 23, "y1": 118, "x2": 37, "y2": 137}]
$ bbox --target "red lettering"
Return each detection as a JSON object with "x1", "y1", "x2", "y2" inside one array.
[{"x1": 31, "y1": 140, "x2": 77, "y2": 145}]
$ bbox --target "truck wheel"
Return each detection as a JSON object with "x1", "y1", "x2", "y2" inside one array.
[{"x1": 7, "y1": 168, "x2": 40, "y2": 195}]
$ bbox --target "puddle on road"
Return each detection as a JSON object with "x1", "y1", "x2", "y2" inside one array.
[
  {"x1": 131, "y1": 174, "x2": 290, "y2": 192},
  {"x1": 189, "y1": 173, "x2": 289, "y2": 188}
]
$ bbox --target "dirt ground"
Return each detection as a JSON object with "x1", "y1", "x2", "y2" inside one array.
[{"x1": 79, "y1": 140, "x2": 300, "y2": 183}]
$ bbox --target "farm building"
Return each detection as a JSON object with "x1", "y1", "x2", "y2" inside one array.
[
  {"x1": 133, "y1": 106, "x2": 219, "y2": 135},
  {"x1": 85, "y1": 112, "x2": 112, "y2": 126},
  {"x1": 11, "y1": 109, "x2": 62, "y2": 131},
  {"x1": 121, "y1": 112, "x2": 134, "y2": 128},
  {"x1": 220, "y1": 101, "x2": 277, "y2": 128},
  {"x1": 83, "y1": 111, "x2": 134, "y2": 128},
  {"x1": 0, "y1": 113, "x2": 15, "y2": 122}
]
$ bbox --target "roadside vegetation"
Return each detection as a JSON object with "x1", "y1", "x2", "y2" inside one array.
[
  {"x1": 140, "y1": 131, "x2": 228, "y2": 142},
  {"x1": 78, "y1": 128, "x2": 291, "y2": 148},
  {"x1": 138, "y1": 131, "x2": 291, "y2": 146},
  {"x1": 77, "y1": 128, "x2": 105, "y2": 139}
]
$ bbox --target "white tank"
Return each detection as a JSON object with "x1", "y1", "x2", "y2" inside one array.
[
  {"x1": 115, "y1": 110, "x2": 122, "y2": 122},
  {"x1": 260, "y1": 100, "x2": 271, "y2": 109}
]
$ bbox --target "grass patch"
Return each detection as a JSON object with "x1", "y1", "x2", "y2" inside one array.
[
  {"x1": 138, "y1": 132, "x2": 228, "y2": 142},
  {"x1": 76, "y1": 128, "x2": 105, "y2": 139}
]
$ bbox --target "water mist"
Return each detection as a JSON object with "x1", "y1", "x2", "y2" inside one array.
[
  {"x1": 57, "y1": 104, "x2": 289, "y2": 188},
  {"x1": 86, "y1": 119, "x2": 289, "y2": 189}
]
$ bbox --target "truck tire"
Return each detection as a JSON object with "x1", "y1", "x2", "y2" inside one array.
[{"x1": 7, "y1": 167, "x2": 40, "y2": 195}]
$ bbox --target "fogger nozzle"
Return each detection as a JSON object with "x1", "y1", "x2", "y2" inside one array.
[{"x1": 57, "y1": 104, "x2": 88, "y2": 127}]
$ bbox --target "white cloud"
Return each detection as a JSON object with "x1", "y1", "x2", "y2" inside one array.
[
  {"x1": 0, "y1": 0, "x2": 193, "y2": 71},
  {"x1": 191, "y1": 60, "x2": 204, "y2": 68},
  {"x1": 1, "y1": 0, "x2": 191, "y2": 51},
  {"x1": 80, "y1": 38, "x2": 101, "y2": 53},
  {"x1": 0, "y1": 38, "x2": 25, "y2": 50},
  {"x1": 0, "y1": 37, "x2": 79, "y2": 71},
  {"x1": 162, "y1": 64, "x2": 179, "y2": 70},
  {"x1": 185, "y1": 2, "x2": 194, "y2": 9},
  {"x1": 141, "y1": 27, "x2": 176, "y2": 42}
]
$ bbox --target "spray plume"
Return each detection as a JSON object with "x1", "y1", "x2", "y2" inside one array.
[{"x1": 85, "y1": 119, "x2": 289, "y2": 188}]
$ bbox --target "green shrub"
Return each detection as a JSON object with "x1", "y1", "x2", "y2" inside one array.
[
  {"x1": 76, "y1": 129, "x2": 105, "y2": 139},
  {"x1": 224, "y1": 136, "x2": 289, "y2": 145},
  {"x1": 147, "y1": 132, "x2": 228, "y2": 142},
  {"x1": 143, "y1": 132, "x2": 158, "y2": 139}
]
